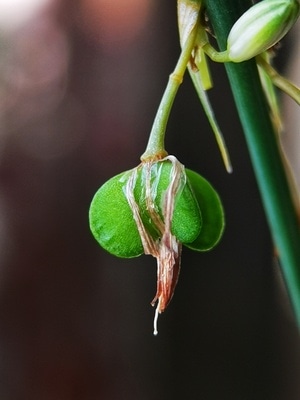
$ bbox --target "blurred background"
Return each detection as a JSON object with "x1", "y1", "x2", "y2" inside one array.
[{"x1": 0, "y1": 1, "x2": 299, "y2": 399}]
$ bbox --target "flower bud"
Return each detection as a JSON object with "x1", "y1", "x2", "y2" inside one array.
[{"x1": 227, "y1": 0, "x2": 300, "y2": 62}]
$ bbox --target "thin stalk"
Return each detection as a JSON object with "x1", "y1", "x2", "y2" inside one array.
[
  {"x1": 141, "y1": 27, "x2": 197, "y2": 161},
  {"x1": 256, "y1": 55, "x2": 300, "y2": 105},
  {"x1": 205, "y1": 0, "x2": 300, "y2": 327}
]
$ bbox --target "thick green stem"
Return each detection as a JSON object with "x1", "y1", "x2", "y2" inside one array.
[
  {"x1": 141, "y1": 27, "x2": 197, "y2": 161},
  {"x1": 205, "y1": 0, "x2": 300, "y2": 327}
]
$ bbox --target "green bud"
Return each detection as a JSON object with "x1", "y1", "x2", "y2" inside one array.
[{"x1": 227, "y1": 0, "x2": 300, "y2": 62}]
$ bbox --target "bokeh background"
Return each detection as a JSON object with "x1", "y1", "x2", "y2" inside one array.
[{"x1": 0, "y1": 1, "x2": 299, "y2": 399}]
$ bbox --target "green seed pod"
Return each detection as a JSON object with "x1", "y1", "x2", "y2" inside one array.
[
  {"x1": 227, "y1": 0, "x2": 300, "y2": 62},
  {"x1": 89, "y1": 157, "x2": 225, "y2": 334},
  {"x1": 89, "y1": 157, "x2": 203, "y2": 258},
  {"x1": 89, "y1": 169, "x2": 144, "y2": 258},
  {"x1": 134, "y1": 159, "x2": 202, "y2": 244},
  {"x1": 184, "y1": 169, "x2": 225, "y2": 251}
]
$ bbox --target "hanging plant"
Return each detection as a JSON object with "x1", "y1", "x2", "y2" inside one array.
[{"x1": 89, "y1": 0, "x2": 300, "y2": 333}]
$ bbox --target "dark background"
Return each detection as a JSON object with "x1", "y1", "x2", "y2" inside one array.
[{"x1": 0, "y1": 1, "x2": 299, "y2": 399}]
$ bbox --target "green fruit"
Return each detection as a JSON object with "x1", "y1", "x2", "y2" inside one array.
[
  {"x1": 134, "y1": 160, "x2": 202, "y2": 244},
  {"x1": 89, "y1": 170, "x2": 144, "y2": 258},
  {"x1": 89, "y1": 159, "x2": 224, "y2": 258},
  {"x1": 89, "y1": 160, "x2": 204, "y2": 257},
  {"x1": 184, "y1": 169, "x2": 225, "y2": 251}
]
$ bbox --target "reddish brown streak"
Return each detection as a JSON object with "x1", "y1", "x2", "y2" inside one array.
[{"x1": 125, "y1": 156, "x2": 185, "y2": 334}]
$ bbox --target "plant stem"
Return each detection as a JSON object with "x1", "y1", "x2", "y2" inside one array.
[
  {"x1": 141, "y1": 26, "x2": 197, "y2": 161},
  {"x1": 205, "y1": 0, "x2": 300, "y2": 327},
  {"x1": 256, "y1": 55, "x2": 300, "y2": 105}
]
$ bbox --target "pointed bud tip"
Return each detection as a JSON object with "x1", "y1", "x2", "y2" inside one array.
[{"x1": 227, "y1": 0, "x2": 300, "y2": 62}]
